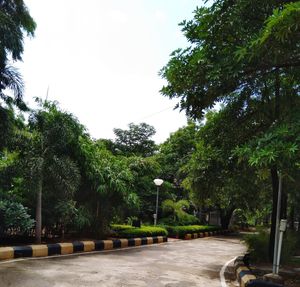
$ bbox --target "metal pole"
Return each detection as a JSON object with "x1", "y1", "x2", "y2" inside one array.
[
  {"x1": 273, "y1": 172, "x2": 282, "y2": 274},
  {"x1": 275, "y1": 219, "x2": 287, "y2": 274},
  {"x1": 154, "y1": 186, "x2": 159, "y2": 226}
]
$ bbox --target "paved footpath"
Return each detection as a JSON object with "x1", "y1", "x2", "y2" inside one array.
[{"x1": 0, "y1": 236, "x2": 245, "y2": 287}]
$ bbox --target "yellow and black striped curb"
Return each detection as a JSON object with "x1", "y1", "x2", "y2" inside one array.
[
  {"x1": 0, "y1": 236, "x2": 167, "y2": 261},
  {"x1": 183, "y1": 229, "x2": 231, "y2": 240},
  {"x1": 234, "y1": 256, "x2": 284, "y2": 287},
  {"x1": 234, "y1": 256, "x2": 256, "y2": 287}
]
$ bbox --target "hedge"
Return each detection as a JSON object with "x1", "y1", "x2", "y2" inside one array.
[
  {"x1": 165, "y1": 225, "x2": 219, "y2": 238},
  {"x1": 110, "y1": 224, "x2": 133, "y2": 232},
  {"x1": 111, "y1": 225, "x2": 168, "y2": 239}
]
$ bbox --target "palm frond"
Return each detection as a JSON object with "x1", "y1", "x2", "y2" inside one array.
[{"x1": 0, "y1": 65, "x2": 25, "y2": 108}]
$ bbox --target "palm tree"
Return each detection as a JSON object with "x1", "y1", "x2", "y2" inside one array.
[
  {"x1": 0, "y1": 1, "x2": 36, "y2": 153},
  {"x1": 0, "y1": 66, "x2": 24, "y2": 105},
  {"x1": 0, "y1": 0, "x2": 36, "y2": 108},
  {"x1": 162, "y1": 199, "x2": 191, "y2": 223},
  {"x1": 23, "y1": 100, "x2": 81, "y2": 243}
]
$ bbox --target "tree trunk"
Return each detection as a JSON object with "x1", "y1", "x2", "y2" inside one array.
[
  {"x1": 35, "y1": 151, "x2": 44, "y2": 244},
  {"x1": 269, "y1": 167, "x2": 279, "y2": 262},
  {"x1": 61, "y1": 224, "x2": 65, "y2": 241},
  {"x1": 281, "y1": 189, "x2": 287, "y2": 220},
  {"x1": 35, "y1": 176, "x2": 43, "y2": 244},
  {"x1": 96, "y1": 200, "x2": 99, "y2": 217},
  {"x1": 274, "y1": 68, "x2": 280, "y2": 119},
  {"x1": 289, "y1": 205, "x2": 295, "y2": 230},
  {"x1": 220, "y1": 207, "x2": 235, "y2": 229}
]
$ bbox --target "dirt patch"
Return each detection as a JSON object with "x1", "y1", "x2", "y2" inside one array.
[
  {"x1": 285, "y1": 278, "x2": 300, "y2": 287},
  {"x1": 251, "y1": 263, "x2": 300, "y2": 287}
]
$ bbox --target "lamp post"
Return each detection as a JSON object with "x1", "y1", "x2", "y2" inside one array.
[{"x1": 153, "y1": 178, "x2": 163, "y2": 226}]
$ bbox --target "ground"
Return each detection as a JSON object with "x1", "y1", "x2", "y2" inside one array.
[{"x1": 0, "y1": 236, "x2": 245, "y2": 287}]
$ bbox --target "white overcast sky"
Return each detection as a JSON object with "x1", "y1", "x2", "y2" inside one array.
[{"x1": 18, "y1": 0, "x2": 206, "y2": 143}]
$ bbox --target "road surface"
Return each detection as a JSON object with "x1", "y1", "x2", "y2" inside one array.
[{"x1": 0, "y1": 236, "x2": 245, "y2": 287}]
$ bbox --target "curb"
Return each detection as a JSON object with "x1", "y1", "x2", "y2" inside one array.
[
  {"x1": 0, "y1": 236, "x2": 167, "y2": 261},
  {"x1": 234, "y1": 256, "x2": 284, "y2": 287},
  {"x1": 183, "y1": 229, "x2": 230, "y2": 240},
  {"x1": 235, "y1": 256, "x2": 257, "y2": 287}
]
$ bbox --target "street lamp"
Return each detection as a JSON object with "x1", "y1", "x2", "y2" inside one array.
[{"x1": 153, "y1": 178, "x2": 164, "y2": 226}]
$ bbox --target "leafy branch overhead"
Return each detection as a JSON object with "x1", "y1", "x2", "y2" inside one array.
[{"x1": 0, "y1": 0, "x2": 36, "y2": 109}]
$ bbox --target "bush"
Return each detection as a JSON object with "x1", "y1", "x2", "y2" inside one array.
[
  {"x1": 0, "y1": 200, "x2": 34, "y2": 233},
  {"x1": 110, "y1": 224, "x2": 133, "y2": 232},
  {"x1": 244, "y1": 230, "x2": 269, "y2": 263},
  {"x1": 160, "y1": 215, "x2": 200, "y2": 226},
  {"x1": 295, "y1": 231, "x2": 300, "y2": 251},
  {"x1": 166, "y1": 225, "x2": 219, "y2": 238},
  {"x1": 244, "y1": 230, "x2": 298, "y2": 264},
  {"x1": 281, "y1": 231, "x2": 298, "y2": 263},
  {"x1": 111, "y1": 225, "x2": 168, "y2": 238},
  {"x1": 161, "y1": 199, "x2": 200, "y2": 226},
  {"x1": 178, "y1": 214, "x2": 200, "y2": 225}
]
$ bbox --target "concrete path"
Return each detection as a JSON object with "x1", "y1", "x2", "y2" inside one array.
[{"x1": 0, "y1": 236, "x2": 245, "y2": 287}]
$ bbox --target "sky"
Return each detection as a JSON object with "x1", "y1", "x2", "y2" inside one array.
[{"x1": 18, "y1": 0, "x2": 205, "y2": 143}]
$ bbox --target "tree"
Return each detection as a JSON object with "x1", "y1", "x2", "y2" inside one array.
[
  {"x1": 125, "y1": 155, "x2": 162, "y2": 222},
  {"x1": 236, "y1": 110, "x2": 300, "y2": 229},
  {"x1": 161, "y1": 0, "x2": 299, "y2": 259},
  {"x1": 113, "y1": 123, "x2": 157, "y2": 157},
  {"x1": 0, "y1": 0, "x2": 36, "y2": 108},
  {"x1": 76, "y1": 136, "x2": 139, "y2": 236},
  {"x1": 162, "y1": 199, "x2": 196, "y2": 225},
  {"x1": 161, "y1": 1, "x2": 299, "y2": 117},
  {"x1": 0, "y1": 0, "x2": 36, "y2": 168},
  {"x1": 22, "y1": 100, "x2": 82, "y2": 243},
  {"x1": 0, "y1": 148, "x2": 34, "y2": 235},
  {"x1": 182, "y1": 109, "x2": 271, "y2": 228},
  {"x1": 0, "y1": 107, "x2": 15, "y2": 151},
  {"x1": 158, "y1": 121, "x2": 198, "y2": 198}
]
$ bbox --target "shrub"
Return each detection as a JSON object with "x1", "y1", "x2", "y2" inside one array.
[
  {"x1": 244, "y1": 230, "x2": 270, "y2": 263},
  {"x1": 244, "y1": 230, "x2": 298, "y2": 264},
  {"x1": 110, "y1": 224, "x2": 133, "y2": 232},
  {"x1": 111, "y1": 225, "x2": 168, "y2": 238},
  {"x1": 161, "y1": 199, "x2": 200, "y2": 226},
  {"x1": 126, "y1": 216, "x2": 138, "y2": 226},
  {"x1": 0, "y1": 200, "x2": 34, "y2": 233},
  {"x1": 166, "y1": 225, "x2": 219, "y2": 238},
  {"x1": 160, "y1": 215, "x2": 200, "y2": 226},
  {"x1": 295, "y1": 231, "x2": 300, "y2": 251},
  {"x1": 178, "y1": 214, "x2": 200, "y2": 225},
  {"x1": 281, "y1": 231, "x2": 298, "y2": 263}
]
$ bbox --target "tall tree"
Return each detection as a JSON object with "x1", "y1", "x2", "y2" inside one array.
[
  {"x1": 23, "y1": 100, "x2": 82, "y2": 243},
  {"x1": 0, "y1": 0, "x2": 36, "y2": 163},
  {"x1": 182, "y1": 109, "x2": 271, "y2": 228},
  {"x1": 161, "y1": 0, "x2": 299, "y2": 259},
  {"x1": 158, "y1": 121, "x2": 198, "y2": 198},
  {"x1": 125, "y1": 155, "x2": 163, "y2": 222},
  {"x1": 76, "y1": 136, "x2": 139, "y2": 236},
  {"x1": 113, "y1": 123, "x2": 157, "y2": 157}
]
